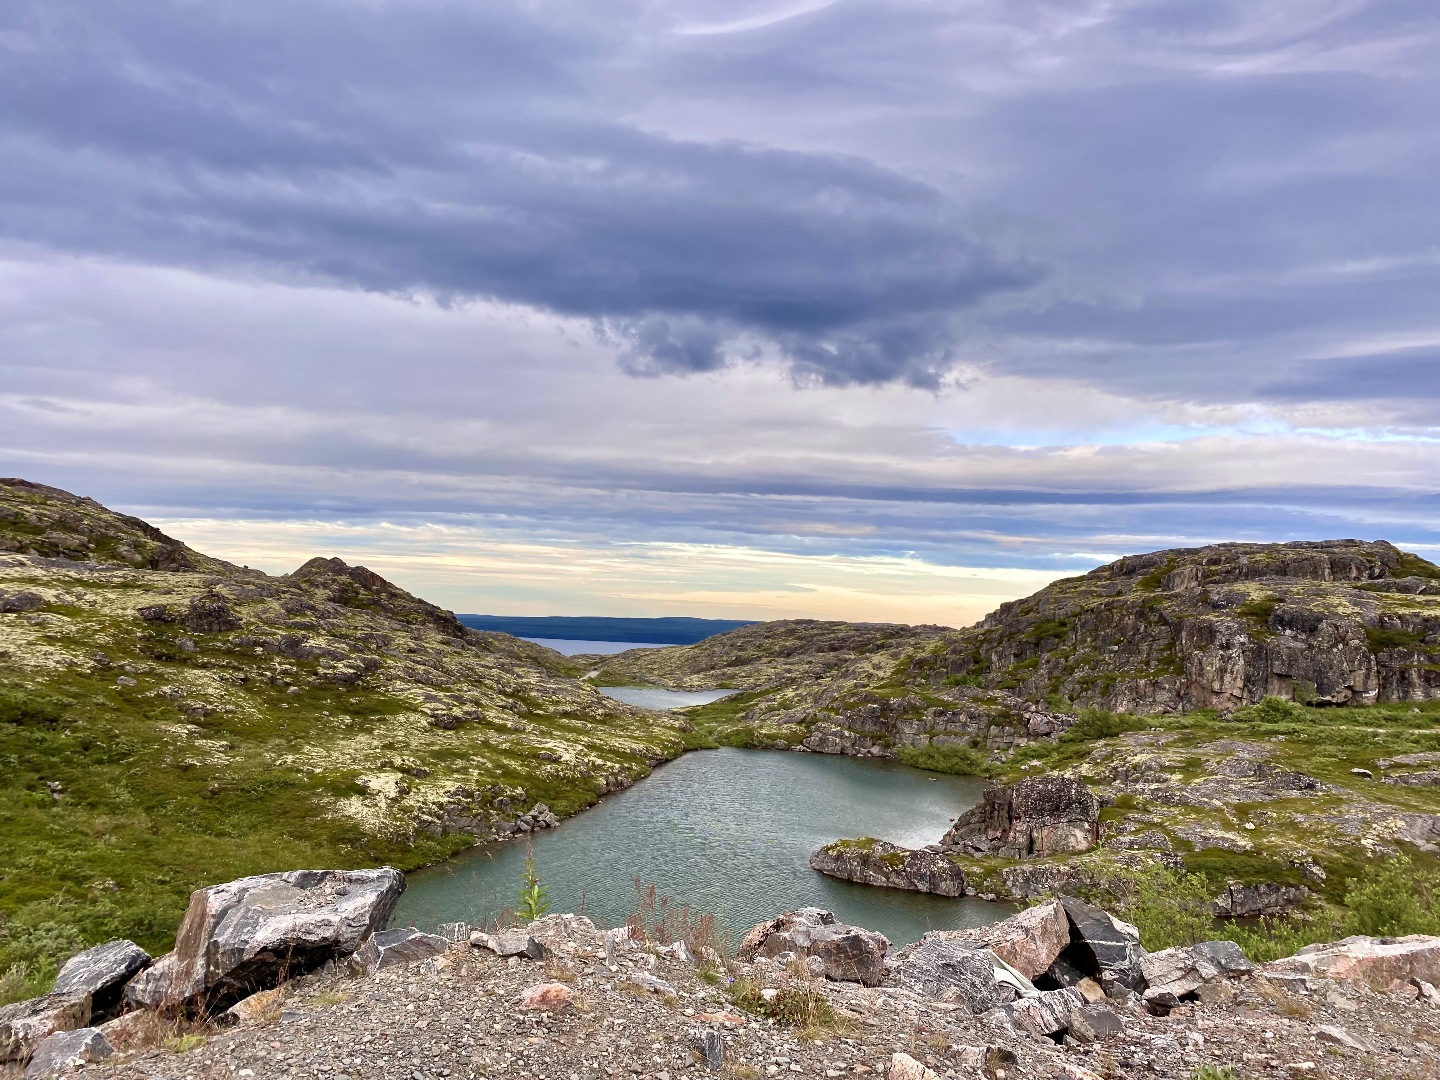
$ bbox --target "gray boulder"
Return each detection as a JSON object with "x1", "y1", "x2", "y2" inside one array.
[
  {"x1": 737, "y1": 909, "x2": 889, "y2": 986},
  {"x1": 53, "y1": 941, "x2": 150, "y2": 1022},
  {"x1": 349, "y1": 928, "x2": 449, "y2": 976},
  {"x1": 941, "y1": 777, "x2": 1099, "y2": 859},
  {"x1": 0, "y1": 994, "x2": 91, "y2": 1064},
  {"x1": 1140, "y1": 940, "x2": 1254, "y2": 1007},
  {"x1": 1005, "y1": 987, "x2": 1085, "y2": 1038},
  {"x1": 887, "y1": 937, "x2": 1035, "y2": 1012},
  {"x1": 124, "y1": 867, "x2": 404, "y2": 1012},
  {"x1": 23, "y1": 1028, "x2": 112, "y2": 1077},
  {"x1": 688, "y1": 1028, "x2": 725, "y2": 1071}
]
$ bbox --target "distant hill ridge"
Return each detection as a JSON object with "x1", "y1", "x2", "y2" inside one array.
[{"x1": 457, "y1": 615, "x2": 756, "y2": 645}]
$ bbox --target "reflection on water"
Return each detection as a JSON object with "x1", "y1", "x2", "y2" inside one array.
[{"x1": 394, "y1": 747, "x2": 1012, "y2": 947}]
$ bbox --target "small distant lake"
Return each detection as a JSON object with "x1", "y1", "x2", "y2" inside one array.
[
  {"x1": 523, "y1": 638, "x2": 670, "y2": 656},
  {"x1": 598, "y1": 686, "x2": 737, "y2": 710},
  {"x1": 394, "y1": 748, "x2": 1009, "y2": 947}
]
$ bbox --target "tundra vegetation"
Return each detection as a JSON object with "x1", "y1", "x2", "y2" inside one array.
[{"x1": 4, "y1": 479, "x2": 1440, "y2": 1016}]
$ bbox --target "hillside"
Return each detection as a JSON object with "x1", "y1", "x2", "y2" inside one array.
[{"x1": 0, "y1": 479, "x2": 687, "y2": 985}]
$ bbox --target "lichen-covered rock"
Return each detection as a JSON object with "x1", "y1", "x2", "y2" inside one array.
[
  {"x1": 124, "y1": 868, "x2": 404, "y2": 1012},
  {"x1": 808, "y1": 839, "x2": 967, "y2": 895},
  {"x1": 0, "y1": 994, "x2": 90, "y2": 1064},
  {"x1": 941, "y1": 777, "x2": 1099, "y2": 859},
  {"x1": 1212, "y1": 882, "x2": 1310, "y2": 918},
  {"x1": 52, "y1": 941, "x2": 150, "y2": 1023},
  {"x1": 736, "y1": 909, "x2": 889, "y2": 986}
]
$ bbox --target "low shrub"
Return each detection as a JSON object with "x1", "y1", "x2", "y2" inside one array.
[{"x1": 894, "y1": 743, "x2": 995, "y2": 777}]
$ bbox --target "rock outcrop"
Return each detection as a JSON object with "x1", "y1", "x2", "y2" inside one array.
[
  {"x1": 1265, "y1": 935, "x2": 1440, "y2": 990},
  {"x1": 808, "y1": 839, "x2": 967, "y2": 895},
  {"x1": 940, "y1": 776, "x2": 1100, "y2": 858},
  {"x1": 1138, "y1": 941, "x2": 1254, "y2": 1007},
  {"x1": 125, "y1": 868, "x2": 404, "y2": 1011}
]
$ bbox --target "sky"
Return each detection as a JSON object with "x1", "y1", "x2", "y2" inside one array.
[{"x1": 2, "y1": 0, "x2": 1438, "y2": 625}]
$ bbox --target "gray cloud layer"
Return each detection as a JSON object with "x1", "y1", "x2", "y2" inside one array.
[{"x1": 4, "y1": 1, "x2": 1433, "y2": 394}]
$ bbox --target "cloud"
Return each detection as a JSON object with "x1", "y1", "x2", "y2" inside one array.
[{"x1": 0, "y1": 1, "x2": 1042, "y2": 388}]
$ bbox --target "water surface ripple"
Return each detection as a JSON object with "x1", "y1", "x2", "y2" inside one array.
[{"x1": 395, "y1": 747, "x2": 1011, "y2": 946}]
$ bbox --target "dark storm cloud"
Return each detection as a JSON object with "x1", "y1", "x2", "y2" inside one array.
[{"x1": 0, "y1": 1, "x2": 1042, "y2": 388}]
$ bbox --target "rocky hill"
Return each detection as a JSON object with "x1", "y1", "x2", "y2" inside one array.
[
  {"x1": 585, "y1": 619, "x2": 947, "y2": 691},
  {"x1": 609, "y1": 540, "x2": 1440, "y2": 758},
  {"x1": 0, "y1": 479, "x2": 687, "y2": 978}
]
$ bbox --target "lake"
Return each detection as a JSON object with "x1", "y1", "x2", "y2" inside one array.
[
  {"x1": 522, "y1": 638, "x2": 671, "y2": 656},
  {"x1": 597, "y1": 686, "x2": 736, "y2": 710},
  {"x1": 393, "y1": 747, "x2": 1009, "y2": 947}
]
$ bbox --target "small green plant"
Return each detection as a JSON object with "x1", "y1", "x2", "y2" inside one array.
[
  {"x1": 1094, "y1": 864, "x2": 1216, "y2": 951},
  {"x1": 1188, "y1": 1066, "x2": 1238, "y2": 1080},
  {"x1": 164, "y1": 1033, "x2": 205, "y2": 1054},
  {"x1": 515, "y1": 845, "x2": 550, "y2": 922},
  {"x1": 1366, "y1": 626, "x2": 1425, "y2": 651}
]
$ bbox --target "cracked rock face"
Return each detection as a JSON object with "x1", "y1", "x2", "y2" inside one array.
[
  {"x1": 0, "y1": 994, "x2": 91, "y2": 1065},
  {"x1": 941, "y1": 776, "x2": 1100, "y2": 859},
  {"x1": 124, "y1": 868, "x2": 404, "y2": 1012}
]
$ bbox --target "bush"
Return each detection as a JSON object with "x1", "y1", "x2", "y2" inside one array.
[
  {"x1": 1229, "y1": 696, "x2": 1306, "y2": 724},
  {"x1": 1343, "y1": 856, "x2": 1440, "y2": 937},
  {"x1": 1059, "y1": 710, "x2": 1149, "y2": 744},
  {"x1": 894, "y1": 743, "x2": 994, "y2": 777},
  {"x1": 1090, "y1": 864, "x2": 1216, "y2": 951}
]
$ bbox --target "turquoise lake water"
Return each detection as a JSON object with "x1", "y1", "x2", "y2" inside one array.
[{"x1": 393, "y1": 747, "x2": 1010, "y2": 947}]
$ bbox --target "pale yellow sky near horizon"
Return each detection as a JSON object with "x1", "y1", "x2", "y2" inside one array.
[{"x1": 158, "y1": 517, "x2": 1076, "y2": 628}]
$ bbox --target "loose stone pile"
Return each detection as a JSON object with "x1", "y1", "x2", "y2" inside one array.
[{"x1": 3, "y1": 868, "x2": 1439, "y2": 1080}]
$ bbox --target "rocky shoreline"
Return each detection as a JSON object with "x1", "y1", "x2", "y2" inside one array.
[{"x1": 4, "y1": 866, "x2": 1439, "y2": 1080}]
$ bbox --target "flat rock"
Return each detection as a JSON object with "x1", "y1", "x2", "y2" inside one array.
[
  {"x1": 519, "y1": 982, "x2": 573, "y2": 1011},
  {"x1": 22, "y1": 1028, "x2": 112, "y2": 1077},
  {"x1": 1140, "y1": 940, "x2": 1253, "y2": 1005},
  {"x1": 887, "y1": 1052, "x2": 939, "y2": 1080},
  {"x1": 1313, "y1": 1024, "x2": 1372, "y2": 1052},
  {"x1": 350, "y1": 928, "x2": 449, "y2": 976},
  {"x1": 124, "y1": 867, "x2": 404, "y2": 1012},
  {"x1": 888, "y1": 937, "x2": 1034, "y2": 1012},
  {"x1": 620, "y1": 973, "x2": 676, "y2": 997},
  {"x1": 470, "y1": 928, "x2": 546, "y2": 959},
  {"x1": 1006, "y1": 988, "x2": 1084, "y2": 1038},
  {"x1": 1267, "y1": 934, "x2": 1440, "y2": 990},
  {"x1": 809, "y1": 839, "x2": 967, "y2": 896},
  {"x1": 52, "y1": 941, "x2": 150, "y2": 1023},
  {"x1": 0, "y1": 994, "x2": 91, "y2": 1065}
]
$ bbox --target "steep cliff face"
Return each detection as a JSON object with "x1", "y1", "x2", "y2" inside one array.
[{"x1": 945, "y1": 540, "x2": 1440, "y2": 714}]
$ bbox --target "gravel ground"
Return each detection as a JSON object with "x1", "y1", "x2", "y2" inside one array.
[{"x1": 63, "y1": 917, "x2": 1440, "y2": 1080}]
